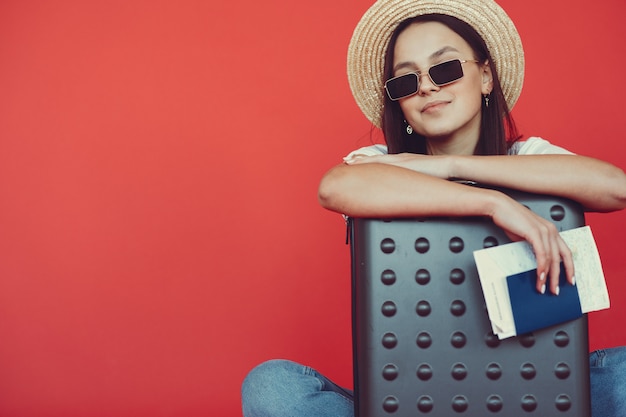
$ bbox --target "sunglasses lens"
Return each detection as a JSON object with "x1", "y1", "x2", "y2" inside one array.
[
  {"x1": 429, "y1": 59, "x2": 464, "y2": 85},
  {"x1": 385, "y1": 60, "x2": 466, "y2": 100},
  {"x1": 385, "y1": 73, "x2": 418, "y2": 100}
]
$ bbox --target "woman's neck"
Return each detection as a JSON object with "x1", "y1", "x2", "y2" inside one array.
[
  {"x1": 423, "y1": 109, "x2": 482, "y2": 155},
  {"x1": 426, "y1": 135, "x2": 477, "y2": 155}
]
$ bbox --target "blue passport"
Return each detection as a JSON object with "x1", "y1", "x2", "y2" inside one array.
[{"x1": 506, "y1": 266, "x2": 583, "y2": 335}]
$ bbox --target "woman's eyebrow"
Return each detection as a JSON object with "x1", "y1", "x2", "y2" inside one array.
[
  {"x1": 393, "y1": 46, "x2": 461, "y2": 73},
  {"x1": 392, "y1": 61, "x2": 418, "y2": 73},
  {"x1": 429, "y1": 45, "x2": 460, "y2": 59}
]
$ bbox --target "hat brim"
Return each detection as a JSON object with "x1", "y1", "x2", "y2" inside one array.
[{"x1": 347, "y1": 0, "x2": 524, "y2": 127}]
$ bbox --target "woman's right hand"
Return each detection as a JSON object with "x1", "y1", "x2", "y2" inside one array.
[
  {"x1": 320, "y1": 162, "x2": 576, "y2": 294},
  {"x1": 488, "y1": 192, "x2": 575, "y2": 295}
]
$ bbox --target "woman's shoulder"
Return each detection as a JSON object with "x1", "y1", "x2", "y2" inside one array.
[{"x1": 508, "y1": 136, "x2": 574, "y2": 155}]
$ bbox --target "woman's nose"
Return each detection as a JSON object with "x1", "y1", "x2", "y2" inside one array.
[{"x1": 417, "y1": 73, "x2": 440, "y2": 95}]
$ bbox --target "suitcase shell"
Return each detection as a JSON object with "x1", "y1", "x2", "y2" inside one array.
[{"x1": 349, "y1": 188, "x2": 590, "y2": 417}]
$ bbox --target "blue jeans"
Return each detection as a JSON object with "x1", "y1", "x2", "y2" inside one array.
[
  {"x1": 589, "y1": 347, "x2": 626, "y2": 416},
  {"x1": 242, "y1": 347, "x2": 626, "y2": 417},
  {"x1": 241, "y1": 359, "x2": 354, "y2": 417}
]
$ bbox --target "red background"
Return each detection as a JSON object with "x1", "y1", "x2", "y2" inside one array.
[{"x1": 0, "y1": 0, "x2": 624, "y2": 416}]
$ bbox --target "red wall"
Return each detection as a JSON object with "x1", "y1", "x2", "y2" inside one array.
[{"x1": 0, "y1": 0, "x2": 624, "y2": 416}]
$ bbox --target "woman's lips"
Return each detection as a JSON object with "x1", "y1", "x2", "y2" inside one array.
[{"x1": 421, "y1": 100, "x2": 449, "y2": 113}]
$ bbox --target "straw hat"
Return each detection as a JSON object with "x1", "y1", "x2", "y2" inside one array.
[{"x1": 347, "y1": 0, "x2": 524, "y2": 127}]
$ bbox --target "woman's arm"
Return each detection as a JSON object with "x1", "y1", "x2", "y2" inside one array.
[
  {"x1": 451, "y1": 154, "x2": 626, "y2": 212},
  {"x1": 343, "y1": 153, "x2": 626, "y2": 212},
  {"x1": 318, "y1": 162, "x2": 574, "y2": 295}
]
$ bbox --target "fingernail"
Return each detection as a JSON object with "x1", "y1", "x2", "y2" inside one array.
[
  {"x1": 571, "y1": 275, "x2": 576, "y2": 286},
  {"x1": 540, "y1": 272, "x2": 546, "y2": 282},
  {"x1": 554, "y1": 286, "x2": 560, "y2": 296},
  {"x1": 540, "y1": 284, "x2": 546, "y2": 294}
]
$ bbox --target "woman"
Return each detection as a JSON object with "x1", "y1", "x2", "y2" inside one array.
[{"x1": 242, "y1": 0, "x2": 626, "y2": 416}]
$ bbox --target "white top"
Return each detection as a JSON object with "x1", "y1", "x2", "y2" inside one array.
[{"x1": 345, "y1": 136, "x2": 574, "y2": 159}]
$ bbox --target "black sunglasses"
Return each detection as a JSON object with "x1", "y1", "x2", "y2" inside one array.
[{"x1": 384, "y1": 59, "x2": 479, "y2": 101}]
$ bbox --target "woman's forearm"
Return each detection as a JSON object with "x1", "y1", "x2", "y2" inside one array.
[
  {"x1": 318, "y1": 162, "x2": 500, "y2": 218},
  {"x1": 450, "y1": 154, "x2": 626, "y2": 212}
]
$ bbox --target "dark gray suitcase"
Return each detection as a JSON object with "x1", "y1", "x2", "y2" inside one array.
[{"x1": 349, "y1": 188, "x2": 591, "y2": 416}]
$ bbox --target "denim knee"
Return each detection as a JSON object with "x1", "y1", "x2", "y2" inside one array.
[
  {"x1": 241, "y1": 359, "x2": 304, "y2": 417},
  {"x1": 241, "y1": 359, "x2": 354, "y2": 417}
]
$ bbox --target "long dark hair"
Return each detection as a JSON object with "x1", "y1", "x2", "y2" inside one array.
[{"x1": 381, "y1": 14, "x2": 520, "y2": 155}]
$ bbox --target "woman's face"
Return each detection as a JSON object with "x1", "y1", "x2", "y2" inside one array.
[{"x1": 392, "y1": 21, "x2": 493, "y2": 154}]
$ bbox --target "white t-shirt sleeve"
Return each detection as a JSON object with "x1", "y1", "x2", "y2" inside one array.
[
  {"x1": 344, "y1": 144, "x2": 388, "y2": 159},
  {"x1": 509, "y1": 136, "x2": 574, "y2": 155},
  {"x1": 345, "y1": 137, "x2": 572, "y2": 158}
]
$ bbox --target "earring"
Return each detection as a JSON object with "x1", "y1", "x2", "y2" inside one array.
[
  {"x1": 404, "y1": 120, "x2": 413, "y2": 135},
  {"x1": 484, "y1": 94, "x2": 490, "y2": 108}
]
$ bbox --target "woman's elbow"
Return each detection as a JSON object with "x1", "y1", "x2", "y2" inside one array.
[
  {"x1": 611, "y1": 168, "x2": 626, "y2": 211},
  {"x1": 592, "y1": 167, "x2": 626, "y2": 212},
  {"x1": 318, "y1": 164, "x2": 349, "y2": 212}
]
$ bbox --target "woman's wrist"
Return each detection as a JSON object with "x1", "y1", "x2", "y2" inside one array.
[{"x1": 477, "y1": 187, "x2": 508, "y2": 219}]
